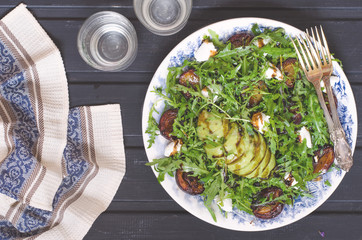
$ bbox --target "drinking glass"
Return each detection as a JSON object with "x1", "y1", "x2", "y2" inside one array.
[
  {"x1": 134, "y1": 0, "x2": 192, "y2": 36},
  {"x1": 77, "y1": 11, "x2": 138, "y2": 71}
]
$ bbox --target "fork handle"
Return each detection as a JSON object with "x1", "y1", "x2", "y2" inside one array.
[
  {"x1": 322, "y1": 75, "x2": 353, "y2": 172},
  {"x1": 323, "y1": 76, "x2": 341, "y2": 128},
  {"x1": 311, "y1": 81, "x2": 334, "y2": 128}
]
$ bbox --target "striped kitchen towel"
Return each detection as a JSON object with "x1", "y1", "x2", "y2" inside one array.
[{"x1": 0, "y1": 4, "x2": 126, "y2": 239}]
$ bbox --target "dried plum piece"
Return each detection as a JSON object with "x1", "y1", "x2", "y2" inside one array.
[
  {"x1": 289, "y1": 106, "x2": 302, "y2": 125},
  {"x1": 159, "y1": 109, "x2": 178, "y2": 140},
  {"x1": 175, "y1": 168, "x2": 204, "y2": 195},
  {"x1": 228, "y1": 33, "x2": 254, "y2": 48},
  {"x1": 313, "y1": 146, "x2": 335, "y2": 174},
  {"x1": 292, "y1": 113, "x2": 302, "y2": 125},
  {"x1": 278, "y1": 58, "x2": 298, "y2": 88},
  {"x1": 179, "y1": 69, "x2": 200, "y2": 99},
  {"x1": 251, "y1": 186, "x2": 284, "y2": 219},
  {"x1": 248, "y1": 80, "x2": 267, "y2": 108}
]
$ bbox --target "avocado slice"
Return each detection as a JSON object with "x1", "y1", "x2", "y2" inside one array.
[
  {"x1": 197, "y1": 110, "x2": 276, "y2": 179},
  {"x1": 224, "y1": 123, "x2": 241, "y2": 163},
  {"x1": 197, "y1": 110, "x2": 227, "y2": 140},
  {"x1": 237, "y1": 132, "x2": 267, "y2": 177},
  {"x1": 227, "y1": 131, "x2": 255, "y2": 170},
  {"x1": 204, "y1": 143, "x2": 224, "y2": 160},
  {"x1": 260, "y1": 153, "x2": 276, "y2": 179},
  {"x1": 228, "y1": 132, "x2": 264, "y2": 176},
  {"x1": 245, "y1": 148, "x2": 271, "y2": 178}
]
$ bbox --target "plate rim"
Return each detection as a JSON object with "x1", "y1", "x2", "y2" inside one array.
[{"x1": 141, "y1": 17, "x2": 358, "y2": 231}]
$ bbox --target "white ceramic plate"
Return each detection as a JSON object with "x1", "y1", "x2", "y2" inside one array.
[{"x1": 142, "y1": 18, "x2": 357, "y2": 231}]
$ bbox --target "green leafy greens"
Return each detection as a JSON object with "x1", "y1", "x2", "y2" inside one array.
[{"x1": 146, "y1": 24, "x2": 333, "y2": 220}]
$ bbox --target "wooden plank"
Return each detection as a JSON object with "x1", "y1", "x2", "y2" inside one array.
[
  {"x1": 115, "y1": 148, "x2": 170, "y2": 201},
  {"x1": 84, "y1": 212, "x2": 362, "y2": 239},
  {"x1": 67, "y1": 72, "x2": 154, "y2": 84},
  {"x1": 2, "y1": 0, "x2": 362, "y2": 8},
  {"x1": 2, "y1": 5, "x2": 362, "y2": 21},
  {"x1": 68, "y1": 83, "x2": 147, "y2": 137},
  {"x1": 17, "y1": 18, "x2": 362, "y2": 74}
]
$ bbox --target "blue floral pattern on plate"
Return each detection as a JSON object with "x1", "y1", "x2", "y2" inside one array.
[{"x1": 142, "y1": 18, "x2": 357, "y2": 231}]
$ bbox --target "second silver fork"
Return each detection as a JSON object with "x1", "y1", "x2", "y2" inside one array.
[
  {"x1": 306, "y1": 26, "x2": 353, "y2": 172},
  {"x1": 292, "y1": 27, "x2": 353, "y2": 172}
]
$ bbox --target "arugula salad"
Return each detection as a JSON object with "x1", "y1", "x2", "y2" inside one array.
[{"x1": 146, "y1": 24, "x2": 336, "y2": 221}]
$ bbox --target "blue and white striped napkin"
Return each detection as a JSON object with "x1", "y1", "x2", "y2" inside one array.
[{"x1": 0, "y1": 4, "x2": 126, "y2": 239}]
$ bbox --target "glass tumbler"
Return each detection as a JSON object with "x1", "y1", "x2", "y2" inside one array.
[
  {"x1": 77, "y1": 11, "x2": 138, "y2": 71},
  {"x1": 134, "y1": 0, "x2": 192, "y2": 36}
]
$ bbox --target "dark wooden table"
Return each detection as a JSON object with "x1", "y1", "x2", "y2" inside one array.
[{"x1": 1, "y1": 0, "x2": 361, "y2": 239}]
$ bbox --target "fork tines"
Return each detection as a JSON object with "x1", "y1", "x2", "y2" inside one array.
[
  {"x1": 306, "y1": 26, "x2": 332, "y2": 66},
  {"x1": 290, "y1": 32, "x2": 322, "y2": 74}
]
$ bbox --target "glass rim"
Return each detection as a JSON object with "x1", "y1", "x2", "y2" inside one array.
[
  {"x1": 133, "y1": 0, "x2": 193, "y2": 36},
  {"x1": 77, "y1": 11, "x2": 138, "y2": 71}
]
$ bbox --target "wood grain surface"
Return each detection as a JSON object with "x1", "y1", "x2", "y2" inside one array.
[{"x1": 1, "y1": 1, "x2": 361, "y2": 239}]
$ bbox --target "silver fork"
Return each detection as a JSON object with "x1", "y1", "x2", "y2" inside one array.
[
  {"x1": 291, "y1": 30, "x2": 353, "y2": 172},
  {"x1": 307, "y1": 26, "x2": 353, "y2": 171},
  {"x1": 291, "y1": 33, "x2": 334, "y2": 125}
]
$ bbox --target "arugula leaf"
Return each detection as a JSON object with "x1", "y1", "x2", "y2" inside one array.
[
  {"x1": 208, "y1": 29, "x2": 225, "y2": 49},
  {"x1": 203, "y1": 175, "x2": 222, "y2": 206},
  {"x1": 251, "y1": 23, "x2": 262, "y2": 36},
  {"x1": 216, "y1": 46, "x2": 253, "y2": 58},
  {"x1": 145, "y1": 104, "x2": 159, "y2": 148},
  {"x1": 260, "y1": 45, "x2": 296, "y2": 59},
  {"x1": 205, "y1": 204, "x2": 217, "y2": 222},
  {"x1": 268, "y1": 28, "x2": 289, "y2": 46}
]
